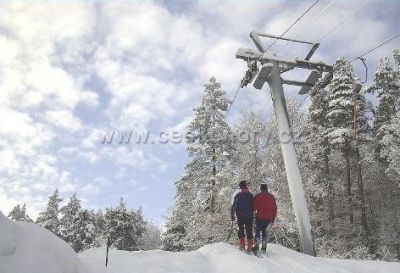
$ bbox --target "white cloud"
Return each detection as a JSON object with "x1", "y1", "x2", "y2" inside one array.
[
  {"x1": 0, "y1": 0, "x2": 98, "y2": 218},
  {"x1": 81, "y1": 183, "x2": 101, "y2": 196},
  {"x1": 44, "y1": 110, "x2": 83, "y2": 131},
  {"x1": 0, "y1": 149, "x2": 21, "y2": 174}
]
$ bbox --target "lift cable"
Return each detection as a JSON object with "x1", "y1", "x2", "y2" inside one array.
[
  {"x1": 265, "y1": 0, "x2": 321, "y2": 52},
  {"x1": 275, "y1": 0, "x2": 338, "y2": 55},
  {"x1": 225, "y1": 86, "x2": 241, "y2": 116},
  {"x1": 316, "y1": 0, "x2": 370, "y2": 43},
  {"x1": 297, "y1": 0, "x2": 371, "y2": 57},
  {"x1": 350, "y1": 33, "x2": 400, "y2": 63}
]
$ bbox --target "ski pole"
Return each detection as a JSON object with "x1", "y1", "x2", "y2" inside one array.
[{"x1": 227, "y1": 219, "x2": 234, "y2": 240}]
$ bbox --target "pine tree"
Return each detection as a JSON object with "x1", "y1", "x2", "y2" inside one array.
[
  {"x1": 8, "y1": 204, "x2": 33, "y2": 222},
  {"x1": 59, "y1": 193, "x2": 83, "y2": 251},
  {"x1": 92, "y1": 209, "x2": 106, "y2": 246},
  {"x1": 351, "y1": 82, "x2": 372, "y2": 250},
  {"x1": 164, "y1": 77, "x2": 233, "y2": 250},
  {"x1": 36, "y1": 189, "x2": 63, "y2": 236},
  {"x1": 186, "y1": 77, "x2": 233, "y2": 214},
  {"x1": 162, "y1": 172, "x2": 193, "y2": 251},
  {"x1": 374, "y1": 56, "x2": 400, "y2": 178},
  {"x1": 303, "y1": 85, "x2": 335, "y2": 242},
  {"x1": 80, "y1": 209, "x2": 97, "y2": 250},
  {"x1": 59, "y1": 193, "x2": 96, "y2": 252},
  {"x1": 372, "y1": 54, "x2": 400, "y2": 260},
  {"x1": 104, "y1": 198, "x2": 146, "y2": 251},
  {"x1": 326, "y1": 58, "x2": 358, "y2": 226},
  {"x1": 139, "y1": 222, "x2": 161, "y2": 250}
]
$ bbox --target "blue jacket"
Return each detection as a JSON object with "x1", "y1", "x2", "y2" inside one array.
[{"x1": 231, "y1": 188, "x2": 254, "y2": 219}]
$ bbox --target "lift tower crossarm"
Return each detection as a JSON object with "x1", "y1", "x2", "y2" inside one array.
[
  {"x1": 282, "y1": 79, "x2": 314, "y2": 88},
  {"x1": 249, "y1": 30, "x2": 320, "y2": 61},
  {"x1": 251, "y1": 30, "x2": 315, "y2": 45},
  {"x1": 236, "y1": 48, "x2": 333, "y2": 73}
]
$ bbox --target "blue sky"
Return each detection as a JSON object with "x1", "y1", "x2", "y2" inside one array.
[{"x1": 1, "y1": 0, "x2": 399, "y2": 226}]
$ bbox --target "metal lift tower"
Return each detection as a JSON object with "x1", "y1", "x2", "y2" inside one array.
[{"x1": 236, "y1": 30, "x2": 333, "y2": 256}]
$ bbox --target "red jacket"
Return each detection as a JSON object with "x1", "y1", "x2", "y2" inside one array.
[{"x1": 253, "y1": 192, "x2": 277, "y2": 222}]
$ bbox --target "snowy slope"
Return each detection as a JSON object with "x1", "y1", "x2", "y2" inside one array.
[
  {"x1": 80, "y1": 243, "x2": 400, "y2": 273},
  {"x1": 1, "y1": 213, "x2": 398, "y2": 273},
  {"x1": 0, "y1": 212, "x2": 82, "y2": 273}
]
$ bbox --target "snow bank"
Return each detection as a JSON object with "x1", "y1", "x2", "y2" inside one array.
[
  {"x1": 2, "y1": 212, "x2": 398, "y2": 273},
  {"x1": 80, "y1": 242, "x2": 400, "y2": 273},
  {"x1": 0, "y1": 212, "x2": 82, "y2": 273}
]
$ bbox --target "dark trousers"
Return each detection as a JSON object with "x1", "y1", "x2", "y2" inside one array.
[
  {"x1": 237, "y1": 216, "x2": 253, "y2": 239},
  {"x1": 255, "y1": 219, "x2": 270, "y2": 243}
]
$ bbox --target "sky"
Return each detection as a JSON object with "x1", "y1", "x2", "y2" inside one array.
[{"x1": 1, "y1": 0, "x2": 399, "y2": 226}]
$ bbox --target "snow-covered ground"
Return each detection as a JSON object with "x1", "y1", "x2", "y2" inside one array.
[
  {"x1": 80, "y1": 243, "x2": 400, "y2": 273},
  {"x1": 1, "y1": 213, "x2": 399, "y2": 273},
  {"x1": 0, "y1": 212, "x2": 82, "y2": 273}
]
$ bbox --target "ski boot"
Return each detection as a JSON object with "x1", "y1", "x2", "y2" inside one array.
[
  {"x1": 239, "y1": 238, "x2": 245, "y2": 251},
  {"x1": 252, "y1": 239, "x2": 260, "y2": 255},
  {"x1": 261, "y1": 240, "x2": 267, "y2": 255},
  {"x1": 246, "y1": 239, "x2": 253, "y2": 254}
]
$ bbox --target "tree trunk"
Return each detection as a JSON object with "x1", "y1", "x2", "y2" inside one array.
[
  {"x1": 344, "y1": 144, "x2": 353, "y2": 225},
  {"x1": 395, "y1": 181, "x2": 400, "y2": 261},
  {"x1": 324, "y1": 146, "x2": 335, "y2": 232},
  {"x1": 355, "y1": 147, "x2": 370, "y2": 249},
  {"x1": 210, "y1": 146, "x2": 217, "y2": 214}
]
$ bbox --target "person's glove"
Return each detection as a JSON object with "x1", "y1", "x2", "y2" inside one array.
[{"x1": 271, "y1": 222, "x2": 280, "y2": 230}]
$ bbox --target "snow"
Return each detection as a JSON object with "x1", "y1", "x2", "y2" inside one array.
[
  {"x1": 0, "y1": 212, "x2": 82, "y2": 273},
  {"x1": 80, "y1": 243, "x2": 400, "y2": 273},
  {"x1": 2, "y1": 213, "x2": 399, "y2": 273}
]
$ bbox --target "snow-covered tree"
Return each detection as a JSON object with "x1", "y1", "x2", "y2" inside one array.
[
  {"x1": 372, "y1": 55, "x2": 400, "y2": 260},
  {"x1": 162, "y1": 173, "x2": 193, "y2": 251},
  {"x1": 302, "y1": 84, "x2": 335, "y2": 241},
  {"x1": 373, "y1": 56, "x2": 400, "y2": 178},
  {"x1": 8, "y1": 204, "x2": 33, "y2": 222},
  {"x1": 351, "y1": 81, "x2": 372, "y2": 248},
  {"x1": 59, "y1": 193, "x2": 96, "y2": 252},
  {"x1": 91, "y1": 209, "x2": 106, "y2": 246},
  {"x1": 139, "y1": 222, "x2": 161, "y2": 250},
  {"x1": 164, "y1": 77, "x2": 233, "y2": 250},
  {"x1": 230, "y1": 110, "x2": 270, "y2": 191},
  {"x1": 326, "y1": 58, "x2": 358, "y2": 226},
  {"x1": 36, "y1": 189, "x2": 62, "y2": 236},
  {"x1": 186, "y1": 77, "x2": 233, "y2": 214},
  {"x1": 104, "y1": 198, "x2": 146, "y2": 251},
  {"x1": 59, "y1": 193, "x2": 82, "y2": 244}
]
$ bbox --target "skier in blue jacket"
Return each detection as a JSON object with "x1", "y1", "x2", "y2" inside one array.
[{"x1": 231, "y1": 180, "x2": 254, "y2": 252}]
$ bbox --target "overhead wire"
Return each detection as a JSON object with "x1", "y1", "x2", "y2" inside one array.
[
  {"x1": 265, "y1": 0, "x2": 321, "y2": 52},
  {"x1": 225, "y1": 86, "x2": 241, "y2": 117},
  {"x1": 275, "y1": 0, "x2": 338, "y2": 55},
  {"x1": 315, "y1": 0, "x2": 371, "y2": 43},
  {"x1": 298, "y1": 0, "x2": 371, "y2": 57},
  {"x1": 350, "y1": 33, "x2": 400, "y2": 63}
]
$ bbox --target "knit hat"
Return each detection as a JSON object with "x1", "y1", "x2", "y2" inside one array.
[{"x1": 260, "y1": 183, "x2": 268, "y2": 191}]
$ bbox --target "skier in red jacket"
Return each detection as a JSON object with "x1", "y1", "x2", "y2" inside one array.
[{"x1": 253, "y1": 183, "x2": 277, "y2": 254}]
